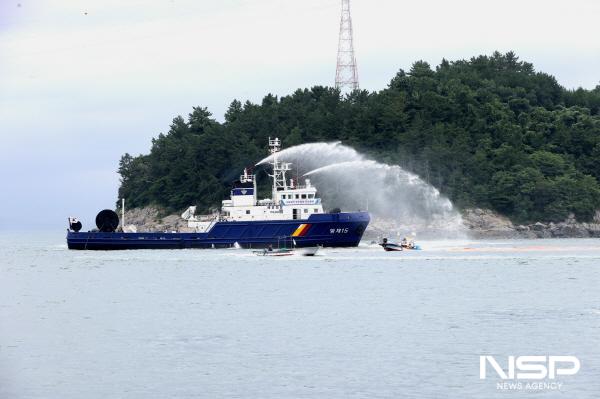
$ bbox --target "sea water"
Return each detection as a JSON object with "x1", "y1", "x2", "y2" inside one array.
[{"x1": 1, "y1": 232, "x2": 599, "y2": 398}]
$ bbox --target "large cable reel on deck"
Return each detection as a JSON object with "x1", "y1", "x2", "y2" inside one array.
[{"x1": 95, "y1": 209, "x2": 120, "y2": 232}]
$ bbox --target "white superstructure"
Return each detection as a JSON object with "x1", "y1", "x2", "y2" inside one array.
[{"x1": 182, "y1": 138, "x2": 324, "y2": 231}]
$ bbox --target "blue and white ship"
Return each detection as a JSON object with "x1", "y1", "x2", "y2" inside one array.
[{"x1": 67, "y1": 138, "x2": 370, "y2": 250}]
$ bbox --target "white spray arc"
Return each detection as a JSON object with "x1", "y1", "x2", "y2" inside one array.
[
  {"x1": 258, "y1": 142, "x2": 465, "y2": 236},
  {"x1": 257, "y1": 141, "x2": 360, "y2": 168}
]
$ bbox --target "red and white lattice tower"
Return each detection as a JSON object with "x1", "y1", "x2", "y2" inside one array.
[{"x1": 335, "y1": 0, "x2": 359, "y2": 91}]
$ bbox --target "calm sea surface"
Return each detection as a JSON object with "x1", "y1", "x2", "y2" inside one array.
[{"x1": 1, "y1": 232, "x2": 599, "y2": 398}]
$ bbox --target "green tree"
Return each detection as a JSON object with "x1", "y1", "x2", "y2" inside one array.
[{"x1": 117, "y1": 52, "x2": 600, "y2": 223}]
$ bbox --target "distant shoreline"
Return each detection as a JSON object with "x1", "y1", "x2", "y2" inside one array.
[{"x1": 462, "y1": 208, "x2": 600, "y2": 239}]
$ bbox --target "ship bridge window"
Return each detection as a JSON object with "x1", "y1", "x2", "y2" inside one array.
[
  {"x1": 301, "y1": 194, "x2": 307, "y2": 199},
  {"x1": 304, "y1": 209, "x2": 308, "y2": 213},
  {"x1": 308, "y1": 194, "x2": 314, "y2": 198},
  {"x1": 281, "y1": 195, "x2": 286, "y2": 199},
  {"x1": 295, "y1": 194, "x2": 299, "y2": 199}
]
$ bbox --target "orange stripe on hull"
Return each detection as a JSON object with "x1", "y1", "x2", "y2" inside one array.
[
  {"x1": 292, "y1": 224, "x2": 306, "y2": 237},
  {"x1": 292, "y1": 223, "x2": 312, "y2": 237}
]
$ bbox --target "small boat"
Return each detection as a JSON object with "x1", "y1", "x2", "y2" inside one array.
[
  {"x1": 382, "y1": 243, "x2": 403, "y2": 252},
  {"x1": 298, "y1": 246, "x2": 320, "y2": 256},
  {"x1": 399, "y1": 236, "x2": 421, "y2": 250},
  {"x1": 401, "y1": 243, "x2": 422, "y2": 250},
  {"x1": 379, "y1": 238, "x2": 403, "y2": 252},
  {"x1": 253, "y1": 238, "x2": 320, "y2": 256},
  {"x1": 253, "y1": 248, "x2": 295, "y2": 257}
]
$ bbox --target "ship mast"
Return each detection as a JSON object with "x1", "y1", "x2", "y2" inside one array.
[{"x1": 268, "y1": 137, "x2": 291, "y2": 202}]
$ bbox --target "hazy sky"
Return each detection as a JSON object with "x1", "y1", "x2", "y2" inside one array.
[{"x1": 1, "y1": 0, "x2": 600, "y2": 230}]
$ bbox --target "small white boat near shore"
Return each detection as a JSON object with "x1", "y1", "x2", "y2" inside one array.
[
  {"x1": 253, "y1": 248, "x2": 295, "y2": 257},
  {"x1": 253, "y1": 245, "x2": 321, "y2": 257}
]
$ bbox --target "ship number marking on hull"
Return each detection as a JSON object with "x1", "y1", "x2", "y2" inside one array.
[{"x1": 330, "y1": 228, "x2": 349, "y2": 234}]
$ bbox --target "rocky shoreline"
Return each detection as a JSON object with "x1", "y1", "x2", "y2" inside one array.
[
  {"x1": 462, "y1": 208, "x2": 600, "y2": 239},
  {"x1": 122, "y1": 206, "x2": 193, "y2": 233},
  {"x1": 123, "y1": 206, "x2": 600, "y2": 239}
]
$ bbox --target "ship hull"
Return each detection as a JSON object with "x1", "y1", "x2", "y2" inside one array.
[{"x1": 67, "y1": 212, "x2": 370, "y2": 250}]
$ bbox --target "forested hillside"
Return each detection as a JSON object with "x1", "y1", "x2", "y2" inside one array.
[{"x1": 118, "y1": 52, "x2": 600, "y2": 223}]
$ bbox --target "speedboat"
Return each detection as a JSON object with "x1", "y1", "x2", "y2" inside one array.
[{"x1": 379, "y1": 238, "x2": 403, "y2": 252}]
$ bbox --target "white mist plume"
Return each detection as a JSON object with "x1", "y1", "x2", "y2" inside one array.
[
  {"x1": 257, "y1": 142, "x2": 362, "y2": 169},
  {"x1": 258, "y1": 141, "x2": 465, "y2": 235}
]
